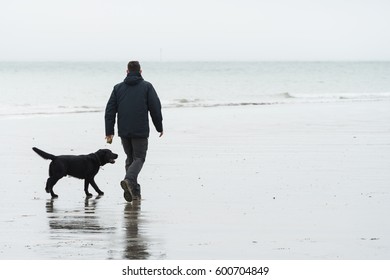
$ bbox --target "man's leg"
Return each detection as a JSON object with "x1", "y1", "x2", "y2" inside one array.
[
  {"x1": 120, "y1": 137, "x2": 148, "y2": 201},
  {"x1": 125, "y1": 138, "x2": 148, "y2": 186},
  {"x1": 121, "y1": 137, "x2": 135, "y2": 202},
  {"x1": 121, "y1": 137, "x2": 134, "y2": 172}
]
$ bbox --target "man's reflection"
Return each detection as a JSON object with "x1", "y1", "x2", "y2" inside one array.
[{"x1": 123, "y1": 201, "x2": 150, "y2": 259}]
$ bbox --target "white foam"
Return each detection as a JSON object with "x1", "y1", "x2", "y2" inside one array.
[
  {"x1": 0, "y1": 104, "x2": 103, "y2": 119},
  {"x1": 286, "y1": 92, "x2": 390, "y2": 101},
  {"x1": 1, "y1": 91, "x2": 390, "y2": 119}
]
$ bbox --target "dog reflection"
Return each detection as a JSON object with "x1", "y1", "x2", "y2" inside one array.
[
  {"x1": 123, "y1": 201, "x2": 150, "y2": 259},
  {"x1": 45, "y1": 198, "x2": 150, "y2": 259},
  {"x1": 46, "y1": 198, "x2": 103, "y2": 232}
]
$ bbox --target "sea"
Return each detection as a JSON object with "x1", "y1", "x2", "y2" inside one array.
[{"x1": 1, "y1": 61, "x2": 390, "y2": 118}]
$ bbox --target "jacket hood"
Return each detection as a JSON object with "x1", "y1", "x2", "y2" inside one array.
[{"x1": 124, "y1": 71, "x2": 144, "y2": 85}]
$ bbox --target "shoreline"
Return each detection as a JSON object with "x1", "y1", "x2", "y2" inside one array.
[{"x1": 0, "y1": 97, "x2": 390, "y2": 119}]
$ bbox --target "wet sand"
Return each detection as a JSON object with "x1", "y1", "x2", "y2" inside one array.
[{"x1": 0, "y1": 100, "x2": 390, "y2": 259}]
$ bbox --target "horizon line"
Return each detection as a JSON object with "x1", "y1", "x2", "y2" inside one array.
[{"x1": 1, "y1": 59, "x2": 390, "y2": 63}]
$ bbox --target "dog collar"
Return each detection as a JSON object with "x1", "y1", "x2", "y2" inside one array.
[{"x1": 93, "y1": 153, "x2": 102, "y2": 165}]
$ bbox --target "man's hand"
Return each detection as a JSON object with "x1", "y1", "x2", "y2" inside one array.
[{"x1": 106, "y1": 135, "x2": 114, "y2": 144}]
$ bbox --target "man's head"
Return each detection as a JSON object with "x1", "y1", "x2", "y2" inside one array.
[{"x1": 127, "y1": 61, "x2": 141, "y2": 73}]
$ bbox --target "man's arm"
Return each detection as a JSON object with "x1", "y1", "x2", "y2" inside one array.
[
  {"x1": 147, "y1": 84, "x2": 163, "y2": 136},
  {"x1": 104, "y1": 87, "x2": 118, "y2": 143}
]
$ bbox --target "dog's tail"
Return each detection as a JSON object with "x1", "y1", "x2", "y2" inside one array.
[{"x1": 32, "y1": 147, "x2": 57, "y2": 160}]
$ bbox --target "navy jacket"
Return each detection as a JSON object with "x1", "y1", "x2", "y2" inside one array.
[{"x1": 105, "y1": 72, "x2": 163, "y2": 138}]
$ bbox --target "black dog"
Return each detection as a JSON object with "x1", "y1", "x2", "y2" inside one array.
[{"x1": 32, "y1": 147, "x2": 118, "y2": 198}]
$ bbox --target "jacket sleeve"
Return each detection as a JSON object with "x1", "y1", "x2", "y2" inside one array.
[
  {"x1": 147, "y1": 84, "x2": 163, "y2": 133},
  {"x1": 104, "y1": 87, "x2": 118, "y2": 136}
]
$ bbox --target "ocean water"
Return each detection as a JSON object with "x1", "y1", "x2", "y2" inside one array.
[{"x1": 1, "y1": 61, "x2": 390, "y2": 117}]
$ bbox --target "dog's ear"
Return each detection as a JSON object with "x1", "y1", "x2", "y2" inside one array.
[
  {"x1": 96, "y1": 149, "x2": 105, "y2": 157},
  {"x1": 95, "y1": 150, "x2": 104, "y2": 159}
]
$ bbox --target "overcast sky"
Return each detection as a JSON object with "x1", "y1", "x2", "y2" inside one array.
[{"x1": 1, "y1": 0, "x2": 389, "y2": 61}]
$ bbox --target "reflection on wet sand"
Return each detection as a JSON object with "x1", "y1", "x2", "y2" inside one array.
[
  {"x1": 44, "y1": 197, "x2": 152, "y2": 259},
  {"x1": 45, "y1": 197, "x2": 119, "y2": 259},
  {"x1": 123, "y1": 201, "x2": 150, "y2": 259},
  {"x1": 46, "y1": 197, "x2": 109, "y2": 233}
]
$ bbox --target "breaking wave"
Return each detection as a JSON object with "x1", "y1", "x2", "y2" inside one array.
[
  {"x1": 0, "y1": 105, "x2": 103, "y2": 119},
  {"x1": 163, "y1": 92, "x2": 390, "y2": 108},
  {"x1": 1, "y1": 92, "x2": 390, "y2": 119}
]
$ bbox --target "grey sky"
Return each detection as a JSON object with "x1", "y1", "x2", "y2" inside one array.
[{"x1": 1, "y1": 0, "x2": 389, "y2": 61}]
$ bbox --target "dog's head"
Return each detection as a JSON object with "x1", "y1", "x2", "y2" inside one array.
[{"x1": 95, "y1": 149, "x2": 118, "y2": 166}]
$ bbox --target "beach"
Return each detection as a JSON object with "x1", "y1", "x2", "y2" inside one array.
[{"x1": 0, "y1": 99, "x2": 389, "y2": 259}]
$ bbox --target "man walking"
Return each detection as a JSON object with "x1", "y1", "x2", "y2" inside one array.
[{"x1": 105, "y1": 61, "x2": 163, "y2": 202}]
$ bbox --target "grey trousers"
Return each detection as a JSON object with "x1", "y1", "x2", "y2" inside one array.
[{"x1": 121, "y1": 137, "x2": 148, "y2": 186}]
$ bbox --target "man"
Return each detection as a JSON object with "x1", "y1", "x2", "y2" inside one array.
[{"x1": 105, "y1": 61, "x2": 163, "y2": 202}]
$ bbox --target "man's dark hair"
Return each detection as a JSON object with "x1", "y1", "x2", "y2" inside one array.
[{"x1": 127, "y1": 61, "x2": 141, "y2": 72}]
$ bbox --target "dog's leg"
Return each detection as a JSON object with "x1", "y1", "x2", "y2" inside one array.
[
  {"x1": 89, "y1": 178, "x2": 104, "y2": 196},
  {"x1": 46, "y1": 177, "x2": 60, "y2": 198},
  {"x1": 47, "y1": 162, "x2": 66, "y2": 198},
  {"x1": 84, "y1": 180, "x2": 93, "y2": 198}
]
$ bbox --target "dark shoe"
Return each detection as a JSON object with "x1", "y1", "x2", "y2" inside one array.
[
  {"x1": 132, "y1": 184, "x2": 141, "y2": 200},
  {"x1": 120, "y1": 179, "x2": 132, "y2": 202}
]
